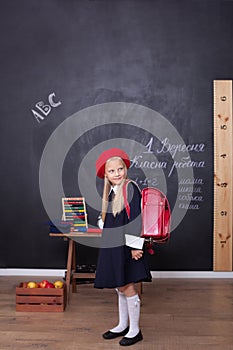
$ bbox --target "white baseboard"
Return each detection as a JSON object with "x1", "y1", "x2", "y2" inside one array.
[
  {"x1": 151, "y1": 271, "x2": 233, "y2": 278},
  {"x1": 0, "y1": 269, "x2": 66, "y2": 277},
  {"x1": 0, "y1": 269, "x2": 232, "y2": 278}
]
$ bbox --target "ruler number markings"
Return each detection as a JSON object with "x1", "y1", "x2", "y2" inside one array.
[{"x1": 213, "y1": 80, "x2": 232, "y2": 271}]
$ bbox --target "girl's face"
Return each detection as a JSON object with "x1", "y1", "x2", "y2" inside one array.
[{"x1": 105, "y1": 158, "x2": 127, "y2": 186}]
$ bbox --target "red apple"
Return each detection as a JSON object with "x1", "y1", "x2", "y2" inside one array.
[
  {"x1": 39, "y1": 279, "x2": 49, "y2": 288},
  {"x1": 46, "y1": 282, "x2": 55, "y2": 288}
]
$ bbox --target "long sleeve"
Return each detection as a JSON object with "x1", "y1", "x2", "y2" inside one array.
[{"x1": 124, "y1": 182, "x2": 144, "y2": 249}]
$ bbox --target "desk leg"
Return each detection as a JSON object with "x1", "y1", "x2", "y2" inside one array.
[
  {"x1": 72, "y1": 241, "x2": 77, "y2": 293},
  {"x1": 66, "y1": 238, "x2": 74, "y2": 304}
]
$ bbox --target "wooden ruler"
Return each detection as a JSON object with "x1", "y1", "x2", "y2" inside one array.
[{"x1": 213, "y1": 80, "x2": 233, "y2": 271}]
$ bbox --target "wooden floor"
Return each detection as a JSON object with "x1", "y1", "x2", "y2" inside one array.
[{"x1": 0, "y1": 276, "x2": 233, "y2": 350}]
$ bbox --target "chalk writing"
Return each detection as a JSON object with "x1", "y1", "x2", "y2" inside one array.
[
  {"x1": 131, "y1": 138, "x2": 206, "y2": 179},
  {"x1": 157, "y1": 137, "x2": 205, "y2": 158},
  {"x1": 130, "y1": 155, "x2": 167, "y2": 170},
  {"x1": 133, "y1": 177, "x2": 159, "y2": 187},
  {"x1": 178, "y1": 194, "x2": 203, "y2": 201},
  {"x1": 143, "y1": 137, "x2": 154, "y2": 153},
  {"x1": 131, "y1": 137, "x2": 208, "y2": 211},
  {"x1": 178, "y1": 178, "x2": 205, "y2": 211},
  {"x1": 32, "y1": 92, "x2": 61, "y2": 123},
  {"x1": 179, "y1": 178, "x2": 204, "y2": 185},
  {"x1": 168, "y1": 157, "x2": 205, "y2": 177},
  {"x1": 179, "y1": 203, "x2": 200, "y2": 210},
  {"x1": 179, "y1": 186, "x2": 202, "y2": 193}
]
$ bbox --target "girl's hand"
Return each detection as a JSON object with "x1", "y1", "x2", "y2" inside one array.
[{"x1": 131, "y1": 250, "x2": 143, "y2": 260}]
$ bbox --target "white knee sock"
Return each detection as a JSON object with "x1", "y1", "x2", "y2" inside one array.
[
  {"x1": 110, "y1": 289, "x2": 129, "y2": 332},
  {"x1": 125, "y1": 294, "x2": 141, "y2": 338}
]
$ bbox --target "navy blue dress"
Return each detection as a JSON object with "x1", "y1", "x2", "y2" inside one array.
[{"x1": 94, "y1": 181, "x2": 152, "y2": 289}]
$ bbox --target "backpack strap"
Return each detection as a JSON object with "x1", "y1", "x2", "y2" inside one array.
[
  {"x1": 123, "y1": 179, "x2": 131, "y2": 219},
  {"x1": 122, "y1": 179, "x2": 141, "y2": 219}
]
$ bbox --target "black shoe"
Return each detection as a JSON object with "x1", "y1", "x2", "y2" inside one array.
[
  {"x1": 102, "y1": 327, "x2": 129, "y2": 340},
  {"x1": 119, "y1": 330, "x2": 143, "y2": 346}
]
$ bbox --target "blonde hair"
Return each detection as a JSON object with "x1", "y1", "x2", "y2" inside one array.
[{"x1": 101, "y1": 157, "x2": 128, "y2": 221}]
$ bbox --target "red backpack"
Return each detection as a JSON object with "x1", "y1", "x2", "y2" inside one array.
[{"x1": 123, "y1": 180, "x2": 171, "y2": 254}]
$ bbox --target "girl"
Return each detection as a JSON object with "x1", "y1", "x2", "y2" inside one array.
[{"x1": 94, "y1": 148, "x2": 152, "y2": 346}]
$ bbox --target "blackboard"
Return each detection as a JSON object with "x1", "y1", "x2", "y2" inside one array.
[{"x1": 1, "y1": 0, "x2": 233, "y2": 270}]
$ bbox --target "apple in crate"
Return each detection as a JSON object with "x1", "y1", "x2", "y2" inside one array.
[
  {"x1": 46, "y1": 282, "x2": 55, "y2": 288},
  {"x1": 27, "y1": 281, "x2": 38, "y2": 288},
  {"x1": 39, "y1": 280, "x2": 49, "y2": 288},
  {"x1": 54, "y1": 280, "x2": 64, "y2": 289}
]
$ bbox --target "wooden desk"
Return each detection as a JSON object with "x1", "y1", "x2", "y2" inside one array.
[
  {"x1": 50, "y1": 230, "x2": 102, "y2": 303},
  {"x1": 50, "y1": 229, "x2": 142, "y2": 304}
]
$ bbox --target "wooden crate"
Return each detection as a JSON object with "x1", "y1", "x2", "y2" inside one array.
[{"x1": 16, "y1": 283, "x2": 66, "y2": 312}]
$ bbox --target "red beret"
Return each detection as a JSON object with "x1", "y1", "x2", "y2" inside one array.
[{"x1": 96, "y1": 148, "x2": 130, "y2": 178}]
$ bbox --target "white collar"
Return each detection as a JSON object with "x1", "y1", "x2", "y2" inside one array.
[{"x1": 110, "y1": 185, "x2": 118, "y2": 194}]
